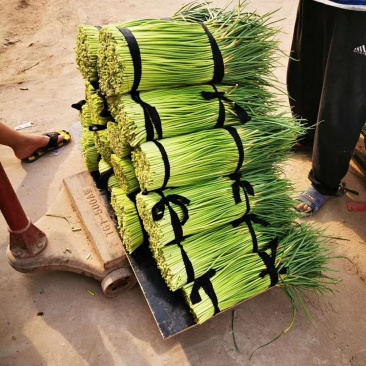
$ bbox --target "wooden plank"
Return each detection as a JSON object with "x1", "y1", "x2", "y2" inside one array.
[
  {"x1": 63, "y1": 171, "x2": 127, "y2": 270},
  {"x1": 127, "y1": 242, "x2": 196, "y2": 339}
]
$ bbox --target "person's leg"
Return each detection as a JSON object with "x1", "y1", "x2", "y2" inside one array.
[
  {"x1": 287, "y1": 0, "x2": 328, "y2": 146},
  {"x1": 309, "y1": 8, "x2": 366, "y2": 195},
  {"x1": 0, "y1": 122, "x2": 65, "y2": 160},
  {"x1": 298, "y1": 7, "x2": 366, "y2": 214}
]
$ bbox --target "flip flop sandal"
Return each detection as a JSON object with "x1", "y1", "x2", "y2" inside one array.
[
  {"x1": 22, "y1": 130, "x2": 71, "y2": 163},
  {"x1": 296, "y1": 186, "x2": 329, "y2": 217}
]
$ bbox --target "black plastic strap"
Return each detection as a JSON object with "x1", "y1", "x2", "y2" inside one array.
[
  {"x1": 200, "y1": 23, "x2": 224, "y2": 84},
  {"x1": 90, "y1": 81, "x2": 100, "y2": 90},
  {"x1": 96, "y1": 89, "x2": 112, "y2": 118},
  {"x1": 190, "y1": 269, "x2": 220, "y2": 315},
  {"x1": 153, "y1": 140, "x2": 170, "y2": 189},
  {"x1": 258, "y1": 238, "x2": 287, "y2": 287},
  {"x1": 152, "y1": 193, "x2": 190, "y2": 224},
  {"x1": 118, "y1": 27, "x2": 141, "y2": 93},
  {"x1": 234, "y1": 102, "x2": 251, "y2": 124},
  {"x1": 152, "y1": 191, "x2": 190, "y2": 240},
  {"x1": 71, "y1": 100, "x2": 86, "y2": 111},
  {"x1": 225, "y1": 127, "x2": 244, "y2": 174},
  {"x1": 167, "y1": 239, "x2": 195, "y2": 283},
  {"x1": 95, "y1": 26, "x2": 102, "y2": 30},
  {"x1": 89, "y1": 124, "x2": 107, "y2": 131},
  {"x1": 131, "y1": 92, "x2": 163, "y2": 140},
  {"x1": 232, "y1": 214, "x2": 270, "y2": 253},
  {"x1": 178, "y1": 242, "x2": 195, "y2": 283},
  {"x1": 229, "y1": 173, "x2": 254, "y2": 208},
  {"x1": 201, "y1": 85, "x2": 225, "y2": 127},
  {"x1": 201, "y1": 85, "x2": 251, "y2": 127}
]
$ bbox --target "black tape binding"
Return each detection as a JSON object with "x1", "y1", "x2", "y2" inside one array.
[
  {"x1": 229, "y1": 173, "x2": 254, "y2": 209},
  {"x1": 232, "y1": 213, "x2": 270, "y2": 253},
  {"x1": 201, "y1": 85, "x2": 226, "y2": 128},
  {"x1": 152, "y1": 191, "x2": 190, "y2": 241},
  {"x1": 258, "y1": 238, "x2": 287, "y2": 287},
  {"x1": 152, "y1": 140, "x2": 170, "y2": 189},
  {"x1": 200, "y1": 23, "x2": 224, "y2": 84},
  {"x1": 96, "y1": 89, "x2": 113, "y2": 118},
  {"x1": 71, "y1": 100, "x2": 86, "y2": 111},
  {"x1": 201, "y1": 85, "x2": 251, "y2": 127},
  {"x1": 131, "y1": 92, "x2": 163, "y2": 140},
  {"x1": 190, "y1": 269, "x2": 220, "y2": 315},
  {"x1": 117, "y1": 27, "x2": 141, "y2": 93},
  {"x1": 90, "y1": 80, "x2": 100, "y2": 90},
  {"x1": 151, "y1": 191, "x2": 193, "y2": 281},
  {"x1": 167, "y1": 239, "x2": 195, "y2": 283},
  {"x1": 225, "y1": 127, "x2": 244, "y2": 174},
  {"x1": 95, "y1": 26, "x2": 102, "y2": 30},
  {"x1": 89, "y1": 124, "x2": 107, "y2": 132}
]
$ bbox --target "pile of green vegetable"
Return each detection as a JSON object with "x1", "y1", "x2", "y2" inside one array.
[
  {"x1": 182, "y1": 224, "x2": 336, "y2": 324},
  {"x1": 136, "y1": 167, "x2": 297, "y2": 249},
  {"x1": 97, "y1": 10, "x2": 280, "y2": 96},
  {"x1": 132, "y1": 118, "x2": 302, "y2": 191},
  {"x1": 113, "y1": 84, "x2": 275, "y2": 147},
  {"x1": 111, "y1": 188, "x2": 145, "y2": 253},
  {"x1": 73, "y1": 1, "x2": 336, "y2": 332},
  {"x1": 110, "y1": 154, "x2": 139, "y2": 194}
]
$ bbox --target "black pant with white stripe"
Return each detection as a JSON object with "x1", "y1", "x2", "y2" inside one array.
[{"x1": 287, "y1": 0, "x2": 366, "y2": 196}]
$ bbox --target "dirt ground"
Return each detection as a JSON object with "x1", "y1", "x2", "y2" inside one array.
[{"x1": 1, "y1": 1, "x2": 366, "y2": 365}]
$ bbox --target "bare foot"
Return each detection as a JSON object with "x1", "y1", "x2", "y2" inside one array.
[
  {"x1": 295, "y1": 202, "x2": 313, "y2": 214},
  {"x1": 13, "y1": 133, "x2": 64, "y2": 160},
  {"x1": 296, "y1": 187, "x2": 330, "y2": 215}
]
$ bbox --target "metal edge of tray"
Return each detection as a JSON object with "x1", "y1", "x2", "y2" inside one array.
[{"x1": 126, "y1": 243, "x2": 196, "y2": 339}]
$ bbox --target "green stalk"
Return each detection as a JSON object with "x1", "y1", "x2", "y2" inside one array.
[
  {"x1": 108, "y1": 175, "x2": 120, "y2": 191},
  {"x1": 111, "y1": 188, "x2": 145, "y2": 253},
  {"x1": 107, "y1": 121, "x2": 131, "y2": 158},
  {"x1": 94, "y1": 129, "x2": 112, "y2": 164},
  {"x1": 136, "y1": 167, "x2": 297, "y2": 249},
  {"x1": 132, "y1": 118, "x2": 304, "y2": 191},
  {"x1": 154, "y1": 220, "x2": 280, "y2": 291},
  {"x1": 98, "y1": 158, "x2": 111, "y2": 174},
  {"x1": 84, "y1": 81, "x2": 110, "y2": 126},
  {"x1": 81, "y1": 127, "x2": 99, "y2": 172},
  {"x1": 181, "y1": 224, "x2": 337, "y2": 324},
  {"x1": 80, "y1": 103, "x2": 92, "y2": 127},
  {"x1": 75, "y1": 25, "x2": 101, "y2": 82},
  {"x1": 98, "y1": 3, "x2": 282, "y2": 96},
  {"x1": 110, "y1": 154, "x2": 139, "y2": 194},
  {"x1": 117, "y1": 84, "x2": 276, "y2": 147},
  {"x1": 98, "y1": 158, "x2": 119, "y2": 191}
]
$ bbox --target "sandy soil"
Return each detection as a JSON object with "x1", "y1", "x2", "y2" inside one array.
[{"x1": 0, "y1": 1, "x2": 365, "y2": 365}]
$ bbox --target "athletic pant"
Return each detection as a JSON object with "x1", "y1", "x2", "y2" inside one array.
[{"x1": 287, "y1": 0, "x2": 366, "y2": 195}]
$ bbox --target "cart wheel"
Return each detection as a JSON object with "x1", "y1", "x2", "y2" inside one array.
[{"x1": 101, "y1": 267, "x2": 137, "y2": 297}]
